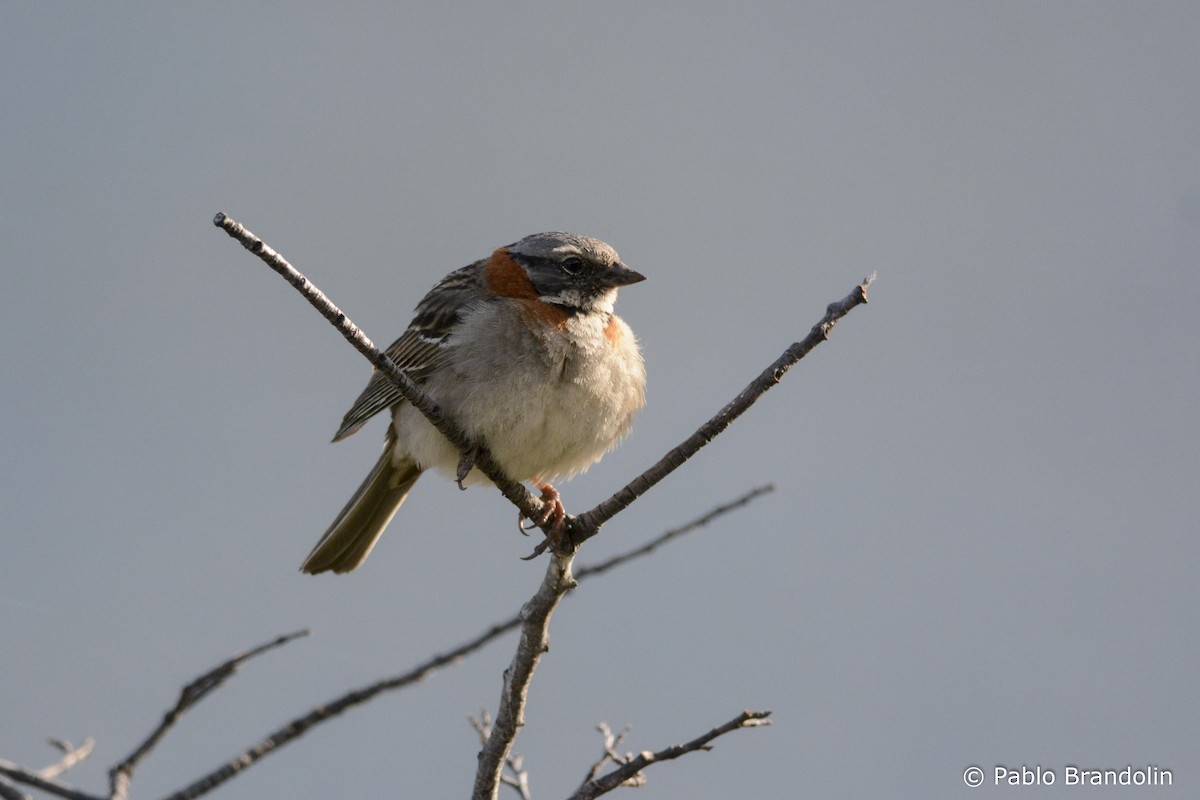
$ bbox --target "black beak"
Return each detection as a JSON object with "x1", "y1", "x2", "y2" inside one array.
[{"x1": 601, "y1": 261, "x2": 647, "y2": 288}]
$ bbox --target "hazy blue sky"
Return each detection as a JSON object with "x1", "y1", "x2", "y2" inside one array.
[{"x1": 2, "y1": 3, "x2": 1197, "y2": 798}]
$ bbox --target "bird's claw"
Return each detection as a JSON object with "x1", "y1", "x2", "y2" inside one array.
[
  {"x1": 455, "y1": 445, "x2": 481, "y2": 490},
  {"x1": 517, "y1": 483, "x2": 568, "y2": 554}
]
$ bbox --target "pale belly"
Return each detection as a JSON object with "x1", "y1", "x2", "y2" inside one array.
[{"x1": 392, "y1": 350, "x2": 640, "y2": 485}]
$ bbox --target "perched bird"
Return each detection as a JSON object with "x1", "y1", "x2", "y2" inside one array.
[{"x1": 301, "y1": 232, "x2": 646, "y2": 574}]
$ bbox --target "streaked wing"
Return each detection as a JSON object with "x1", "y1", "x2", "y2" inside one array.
[{"x1": 332, "y1": 261, "x2": 485, "y2": 442}]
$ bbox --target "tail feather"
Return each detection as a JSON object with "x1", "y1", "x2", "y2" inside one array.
[{"x1": 301, "y1": 427, "x2": 421, "y2": 574}]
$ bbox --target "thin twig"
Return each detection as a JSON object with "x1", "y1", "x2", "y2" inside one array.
[
  {"x1": 567, "y1": 711, "x2": 773, "y2": 800},
  {"x1": 0, "y1": 739, "x2": 104, "y2": 800},
  {"x1": 38, "y1": 739, "x2": 95, "y2": 781},
  {"x1": 577, "y1": 723, "x2": 636, "y2": 790},
  {"x1": 212, "y1": 212, "x2": 546, "y2": 525},
  {"x1": 108, "y1": 629, "x2": 309, "y2": 800},
  {"x1": 570, "y1": 274, "x2": 874, "y2": 547},
  {"x1": 574, "y1": 483, "x2": 774, "y2": 581},
  {"x1": 156, "y1": 620, "x2": 517, "y2": 800},
  {"x1": 0, "y1": 762, "x2": 97, "y2": 800},
  {"x1": 469, "y1": 711, "x2": 531, "y2": 800}
]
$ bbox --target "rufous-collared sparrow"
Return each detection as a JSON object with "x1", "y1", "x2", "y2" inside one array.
[{"x1": 301, "y1": 232, "x2": 646, "y2": 574}]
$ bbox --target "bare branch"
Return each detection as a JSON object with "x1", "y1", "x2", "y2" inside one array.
[
  {"x1": 567, "y1": 711, "x2": 773, "y2": 800},
  {"x1": 156, "y1": 619, "x2": 518, "y2": 800},
  {"x1": 38, "y1": 739, "x2": 95, "y2": 781},
  {"x1": 0, "y1": 738, "x2": 101, "y2": 800},
  {"x1": 108, "y1": 629, "x2": 309, "y2": 800},
  {"x1": 576, "y1": 723, "x2": 638, "y2": 791},
  {"x1": 3, "y1": 483, "x2": 764, "y2": 800},
  {"x1": 212, "y1": 212, "x2": 547, "y2": 526},
  {"x1": 0, "y1": 762, "x2": 98, "y2": 800},
  {"x1": 152, "y1": 486, "x2": 767, "y2": 800},
  {"x1": 471, "y1": 489, "x2": 780, "y2": 799},
  {"x1": 569, "y1": 274, "x2": 874, "y2": 547},
  {"x1": 469, "y1": 711, "x2": 531, "y2": 800},
  {"x1": 473, "y1": 554, "x2": 575, "y2": 800},
  {"x1": 574, "y1": 484, "x2": 774, "y2": 581}
]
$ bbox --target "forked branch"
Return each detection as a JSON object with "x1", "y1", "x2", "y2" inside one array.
[
  {"x1": 0, "y1": 631, "x2": 309, "y2": 800},
  {"x1": 568, "y1": 710, "x2": 773, "y2": 800},
  {"x1": 109, "y1": 630, "x2": 309, "y2": 800}
]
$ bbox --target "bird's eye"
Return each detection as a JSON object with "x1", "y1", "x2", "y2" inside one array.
[{"x1": 560, "y1": 255, "x2": 585, "y2": 276}]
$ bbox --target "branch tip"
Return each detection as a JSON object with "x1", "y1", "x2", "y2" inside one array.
[{"x1": 572, "y1": 274, "x2": 871, "y2": 538}]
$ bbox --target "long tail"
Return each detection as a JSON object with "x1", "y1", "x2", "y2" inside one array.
[{"x1": 301, "y1": 426, "x2": 422, "y2": 574}]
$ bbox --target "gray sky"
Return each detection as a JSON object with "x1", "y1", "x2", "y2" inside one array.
[{"x1": 2, "y1": 3, "x2": 1197, "y2": 798}]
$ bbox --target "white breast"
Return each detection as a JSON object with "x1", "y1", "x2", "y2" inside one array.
[{"x1": 391, "y1": 301, "x2": 645, "y2": 485}]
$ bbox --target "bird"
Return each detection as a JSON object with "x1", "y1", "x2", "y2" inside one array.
[{"x1": 300, "y1": 232, "x2": 647, "y2": 574}]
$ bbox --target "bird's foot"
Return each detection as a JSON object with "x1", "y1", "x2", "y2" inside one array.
[
  {"x1": 455, "y1": 445, "x2": 481, "y2": 490},
  {"x1": 517, "y1": 482, "x2": 567, "y2": 547}
]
